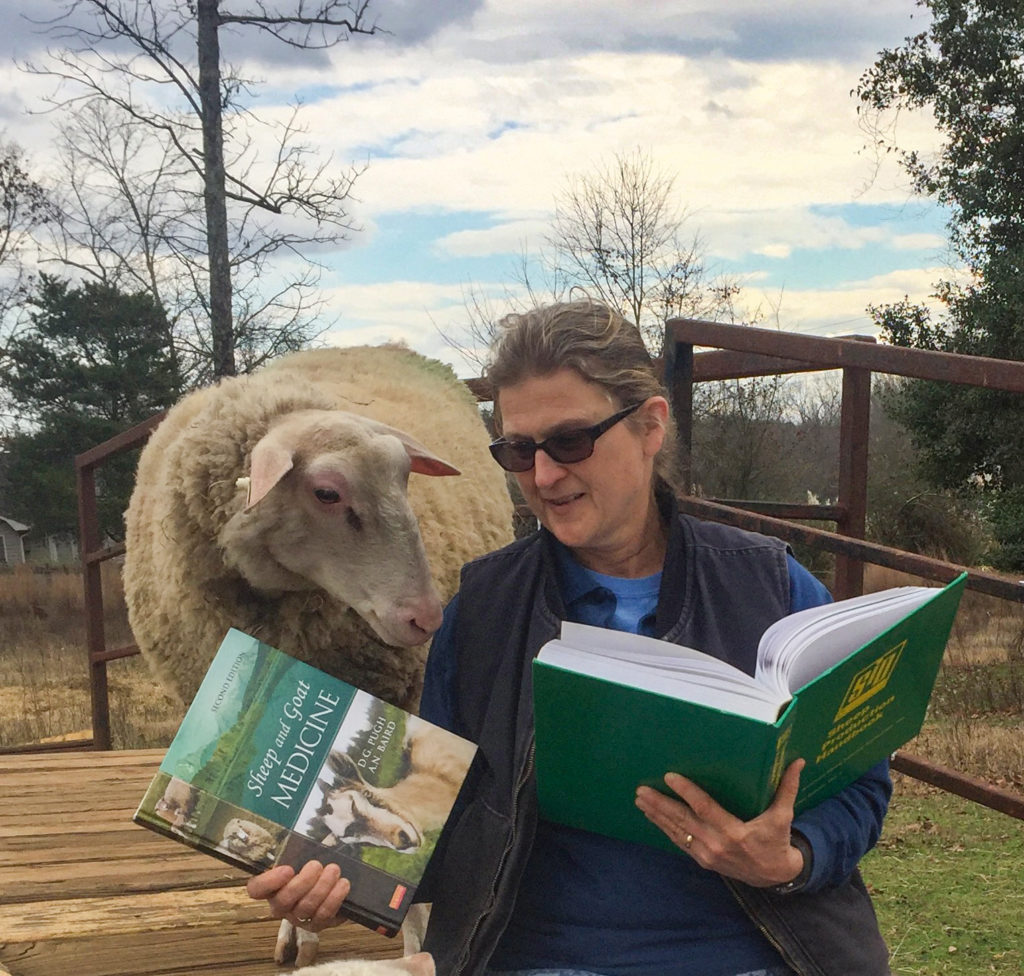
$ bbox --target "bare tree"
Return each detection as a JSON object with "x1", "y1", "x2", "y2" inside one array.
[
  {"x1": 691, "y1": 374, "x2": 795, "y2": 500},
  {"x1": 546, "y1": 148, "x2": 738, "y2": 352},
  {"x1": 44, "y1": 100, "x2": 336, "y2": 383},
  {"x1": 0, "y1": 141, "x2": 56, "y2": 424},
  {"x1": 442, "y1": 150, "x2": 739, "y2": 372},
  {"x1": 24, "y1": 0, "x2": 376, "y2": 377}
]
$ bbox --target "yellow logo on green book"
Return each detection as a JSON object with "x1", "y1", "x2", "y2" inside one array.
[
  {"x1": 769, "y1": 725, "x2": 793, "y2": 789},
  {"x1": 834, "y1": 641, "x2": 905, "y2": 722}
]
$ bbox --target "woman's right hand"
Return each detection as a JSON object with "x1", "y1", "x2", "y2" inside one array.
[{"x1": 246, "y1": 860, "x2": 352, "y2": 932}]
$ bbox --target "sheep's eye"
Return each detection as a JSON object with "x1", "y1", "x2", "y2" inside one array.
[
  {"x1": 315, "y1": 488, "x2": 341, "y2": 504},
  {"x1": 346, "y1": 508, "x2": 363, "y2": 532}
]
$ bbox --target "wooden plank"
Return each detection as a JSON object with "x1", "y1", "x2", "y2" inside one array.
[
  {"x1": 0, "y1": 816, "x2": 151, "y2": 836},
  {"x1": 2, "y1": 918, "x2": 398, "y2": 976},
  {"x1": 4, "y1": 857, "x2": 248, "y2": 904},
  {"x1": 0, "y1": 778, "x2": 153, "y2": 801},
  {"x1": 0, "y1": 749, "x2": 164, "y2": 773},
  {"x1": 0, "y1": 887, "x2": 264, "y2": 941},
  {"x1": 0, "y1": 749, "x2": 404, "y2": 976},
  {"x1": 0, "y1": 827, "x2": 172, "y2": 856},
  {"x1": 0, "y1": 775, "x2": 153, "y2": 799},
  {"x1": 0, "y1": 795, "x2": 145, "y2": 818},
  {"x1": 0, "y1": 830, "x2": 191, "y2": 863}
]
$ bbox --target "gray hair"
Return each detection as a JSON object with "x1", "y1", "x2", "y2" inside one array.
[{"x1": 485, "y1": 300, "x2": 683, "y2": 500}]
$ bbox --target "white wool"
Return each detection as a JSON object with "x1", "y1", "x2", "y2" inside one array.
[{"x1": 289, "y1": 952, "x2": 434, "y2": 976}]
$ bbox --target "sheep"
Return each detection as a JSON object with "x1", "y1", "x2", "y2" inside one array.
[
  {"x1": 153, "y1": 776, "x2": 199, "y2": 830},
  {"x1": 183, "y1": 952, "x2": 435, "y2": 976},
  {"x1": 123, "y1": 343, "x2": 513, "y2": 711},
  {"x1": 311, "y1": 718, "x2": 476, "y2": 852},
  {"x1": 218, "y1": 817, "x2": 280, "y2": 867},
  {"x1": 283, "y1": 951, "x2": 435, "y2": 976},
  {"x1": 122, "y1": 344, "x2": 512, "y2": 967}
]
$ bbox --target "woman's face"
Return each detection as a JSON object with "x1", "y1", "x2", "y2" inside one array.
[{"x1": 496, "y1": 368, "x2": 668, "y2": 575}]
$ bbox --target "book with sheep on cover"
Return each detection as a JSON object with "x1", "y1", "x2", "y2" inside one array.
[
  {"x1": 133, "y1": 628, "x2": 476, "y2": 938},
  {"x1": 532, "y1": 574, "x2": 967, "y2": 851}
]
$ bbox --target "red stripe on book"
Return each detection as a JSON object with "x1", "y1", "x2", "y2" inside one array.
[{"x1": 389, "y1": 884, "x2": 408, "y2": 909}]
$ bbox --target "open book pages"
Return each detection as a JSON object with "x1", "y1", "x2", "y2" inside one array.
[
  {"x1": 541, "y1": 584, "x2": 943, "y2": 724},
  {"x1": 753, "y1": 586, "x2": 939, "y2": 698},
  {"x1": 540, "y1": 622, "x2": 786, "y2": 722}
]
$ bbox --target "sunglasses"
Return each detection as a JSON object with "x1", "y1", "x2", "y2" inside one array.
[{"x1": 489, "y1": 401, "x2": 644, "y2": 472}]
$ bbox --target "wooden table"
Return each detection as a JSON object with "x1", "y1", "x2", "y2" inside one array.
[{"x1": 0, "y1": 749, "x2": 401, "y2": 976}]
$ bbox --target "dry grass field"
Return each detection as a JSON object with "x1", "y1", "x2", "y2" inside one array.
[
  {"x1": 0, "y1": 562, "x2": 186, "y2": 751},
  {"x1": 0, "y1": 561, "x2": 1021, "y2": 786}
]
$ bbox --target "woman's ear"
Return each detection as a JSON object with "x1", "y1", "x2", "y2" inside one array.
[{"x1": 640, "y1": 396, "x2": 670, "y2": 456}]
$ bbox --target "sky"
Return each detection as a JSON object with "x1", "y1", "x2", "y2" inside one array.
[{"x1": 0, "y1": 0, "x2": 956, "y2": 375}]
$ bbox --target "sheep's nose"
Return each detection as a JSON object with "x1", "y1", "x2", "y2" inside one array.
[{"x1": 407, "y1": 599, "x2": 443, "y2": 639}]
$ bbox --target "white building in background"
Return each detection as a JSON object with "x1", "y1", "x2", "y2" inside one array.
[
  {"x1": 0, "y1": 516, "x2": 82, "y2": 567},
  {"x1": 0, "y1": 515, "x2": 29, "y2": 566}
]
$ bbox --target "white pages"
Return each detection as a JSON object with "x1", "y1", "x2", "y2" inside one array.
[
  {"x1": 537, "y1": 622, "x2": 786, "y2": 723},
  {"x1": 753, "y1": 586, "x2": 937, "y2": 698},
  {"x1": 536, "y1": 584, "x2": 940, "y2": 725}
]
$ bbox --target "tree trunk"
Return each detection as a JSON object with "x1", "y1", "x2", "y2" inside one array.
[{"x1": 197, "y1": 0, "x2": 234, "y2": 377}]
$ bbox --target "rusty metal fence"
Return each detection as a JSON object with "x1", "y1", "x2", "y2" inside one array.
[
  {"x1": 664, "y1": 318, "x2": 1024, "y2": 819},
  {"x1": 11, "y1": 320, "x2": 1024, "y2": 819}
]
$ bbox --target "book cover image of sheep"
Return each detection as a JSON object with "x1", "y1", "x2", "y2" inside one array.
[{"x1": 123, "y1": 345, "x2": 514, "y2": 968}]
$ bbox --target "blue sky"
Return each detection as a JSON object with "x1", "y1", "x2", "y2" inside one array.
[{"x1": 2, "y1": 0, "x2": 959, "y2": 374}]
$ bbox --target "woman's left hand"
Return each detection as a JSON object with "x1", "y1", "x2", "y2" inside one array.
[
  {"x1": 246, "y1": 860, "x2": 351, "y2": 932},
  {"x1": 635, "y1": 758, "x2": 806, "y2": 888}
]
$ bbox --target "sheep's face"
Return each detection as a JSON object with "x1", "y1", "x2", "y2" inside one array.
[
  {"x1": 154, "y1": 777, "x2": 198, "y2": 828},
  {"x1": 316, "y1": 780, "x2": 423, "y2": 852},
  {"x1": 220, "y1": 411, "x2": 458, "y2": 648}
]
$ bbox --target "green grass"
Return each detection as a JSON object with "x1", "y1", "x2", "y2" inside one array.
[{"x1": 864, "y1": 780, "x2": 1024, "y2": 975}]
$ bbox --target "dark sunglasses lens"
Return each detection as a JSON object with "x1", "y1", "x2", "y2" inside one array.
[
  {"x1": 544, "y1": 431, "x2": 596, "y2": 464},
  {"x1": 490, "y1": 441, "x2": 536, "y2": 472}
]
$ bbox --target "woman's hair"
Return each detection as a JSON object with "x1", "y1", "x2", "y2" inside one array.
[{"x1": 485, "y1": 299, "x2": 683, "y2": 500}]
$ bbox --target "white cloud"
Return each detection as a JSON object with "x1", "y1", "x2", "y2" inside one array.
[
  {"x1": 318, "y1": 277, "x2": 529, "y2": 373},
  {"x1": 433, "y1": 217, "x2": 548, "y2": 258},
  {"x1": 0, "y1": 0, "x2": 955, "y2": 360},
  {"x1": 735, "y1": 265, "x2": 961, "y2": 338},
  {"x1": 757, "y1": 243, "x2": 793, "y2": 259}
]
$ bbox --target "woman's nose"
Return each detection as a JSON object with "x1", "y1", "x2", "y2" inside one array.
[{"x1": 531, "y1": 448, "x2": 567, "y2": 487}]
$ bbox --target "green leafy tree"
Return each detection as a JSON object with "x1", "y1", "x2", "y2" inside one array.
[
  {"x1": 856, "y1": 0, "x2": 1024, "y2": 569},
  {"x1": 2, "y1": 275, "x2": 184, "y2": 539}
]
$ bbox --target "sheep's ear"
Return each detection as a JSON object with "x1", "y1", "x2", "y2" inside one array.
[
  {"x1": 355, "y1": 415, "x2": 461, "y2": 477},
  {"x1": 407, "y1": 446, "x2": 460, "y2": 477},
  {"x1": 247, "y1": 435, "x2": 295, "y2": 509}
]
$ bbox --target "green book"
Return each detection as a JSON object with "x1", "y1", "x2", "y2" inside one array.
[
  {"x1": 134, "y1": 628, "x2": 476, "y2": 937},
  {"x1": 533, "y1": 573, "x2": 966, "y2": 852}
]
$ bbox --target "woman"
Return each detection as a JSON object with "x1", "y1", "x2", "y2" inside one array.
[{"x1": 250, "y1": 301, "x2": 892, "y2": 976}]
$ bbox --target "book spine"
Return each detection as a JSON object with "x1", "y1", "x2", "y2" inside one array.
[
  {"x1": 338, "y1": 900, "x2": 404, "y2": 938},
  {"x1": 760, "y1": 702, "x2": 800, "y2": 814}
]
